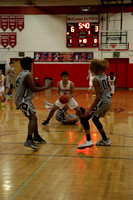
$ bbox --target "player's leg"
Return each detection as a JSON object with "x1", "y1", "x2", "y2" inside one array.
[
  {"x1": 74, "y1": 106, "x2": 82, "y2": 120},
  {"x1": 92, "y1": 116, "x2": 111, "y2": 146},
  {"x1": 9, "y1": 84, "x2": 13, "y2": 96},
  {"x1": 42, "y1": 103, "x2": 59, "y2": 126},
  {"x1": 68, "y1": 98, "x2": 82, "y2": 120},
  {"x1": 33, "y1": 114, "x2": 46, "y2": 143},
  {"x1": 20, "y1": 101, "x2": 40, "y2": 149},
  {"x1": 91, "y1": 99, "x2": 111, "y2": 146},
  {"x1": 24, "y1": 113, "x2": 40, "y2": 149},
  {"x1": 7, "y1": 81, "x2": 11, "y2": 96},
  {"x1": 77, "y1": 114, "x2": 94, "y2": 149},
  {"x1": 0, "y1": 91, "x2": 4, "y2": 107},
  {"x1": 1, "y1": 91, "x2": 8, "y2": 106}
]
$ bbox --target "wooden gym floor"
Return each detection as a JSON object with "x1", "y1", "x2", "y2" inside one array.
[{"x1": 0, "y1": 89, "x2": 133, "y2": 200}]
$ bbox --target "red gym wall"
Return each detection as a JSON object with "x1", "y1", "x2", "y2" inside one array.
[
  {"x1": 33, "y1": 63, "x2": 89, "y2": 87},
  {"x1": 33, "y1": 58, "x2": 133, "y2": 88},
  {"x1": 127, "y1": 64, "x2": 133, "y2": 88}
]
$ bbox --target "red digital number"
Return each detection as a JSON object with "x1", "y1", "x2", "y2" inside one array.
[
  {"x1": 95, "y1": 26, "x2": 99, "y2": 32},
  {"x1": 78, "y1": 23, "x2": 90, "y2": 29},
  {"x1": 94, "y1": 38, "x2": 98, "y2": 43},
  {"x1": 71, "y1": 26, "x2": 75, "y2": 32},
  {"x1": 85, "y1": 23, "x2": 90, "y2": 29},
  {"x1": 83, "y1": 38, "x2": 87, "y2": 44}
]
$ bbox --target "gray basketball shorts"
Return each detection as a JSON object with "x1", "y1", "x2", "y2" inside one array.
[
  {"x1": 90, "y1": 98, "x2": 111, "y2": 118},
  {"x1": 20, "y1": 101, "x2": 36, "y2": 117}
]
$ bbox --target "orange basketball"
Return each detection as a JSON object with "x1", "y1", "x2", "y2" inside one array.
[{"x1": 59, "y1": 94, "x2": 69, "y2": 104}]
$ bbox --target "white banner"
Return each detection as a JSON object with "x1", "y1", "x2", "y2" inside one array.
[{"x1": 67, "y1": 15, "x2": 99, "y2": 23}]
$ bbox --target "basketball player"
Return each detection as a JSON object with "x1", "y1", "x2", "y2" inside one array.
[
  {"x1": 14, "y1": 57, "x2": 53, "y2": 149},
  {"x1": 44, "y1": 100, "x2": 86, "y2": 125},
  {"x1": 86, "y1": 69, "x2": 96, "y2": 99},
  {"x1": 42, "y1": 71, "x2": 82, "y2": 126},
  {"x1": 77, "y1": 59, "x2": 111, "y2": 149},
  {"x1": 108, "y1": 72, "x2": 116, "y2": 96},
  {"x1": 6, "y1": 62, "x2": 15, "y2": 97},
  {"x1": 0, "y1": 69, "x2": 10, "y2": 107}
]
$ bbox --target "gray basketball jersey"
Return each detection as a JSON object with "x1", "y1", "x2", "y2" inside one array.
[
  {"x1": 55, "y1": 109, "x2": 79, "y2": 124},
  {"x1": 14, "y1": 70, "x2": 34, "y2": 107},
  {"x1": 94, "y1": 73, "x2": 111, "y2": 101},
  {"x1": 8, "y1": 67, "x2": 15, "y2": 84}
]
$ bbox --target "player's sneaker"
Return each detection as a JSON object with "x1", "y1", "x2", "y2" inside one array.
[
  {"x1": 92, "y1": 93, "x2": 96, "y2": 100},
  {"x1": 7, "y1": 94, "x2": 10, "y2": 98},
  {"x1": 4, "y1": 100, "x2": 8, "y2": 105},
  {"x1": 33, "y1": 136, "x2": 46, "y2": 144},
  {"x1": 24, "y1": 140, "x2": 40, "y2": 149},
  {"x1": 1, "y1": 102, "x2": 5, "y2": 107},
  {"x1": 77, "y1": 140, "x2": 94, "y2": 149},
  {"x1": 42, "y1": 120, "x2": 49, "y2": 126},
  {"x1": 95, "y1": 138, "x2": 111, "y2": 146},
  {"x1": 44, "y1": 100, "x2": 53, "y2": 111},
  {"x1": 45, "y1": 104, "x2": 51, "y2": 111},
  {"x1": 86, "y1": 93, "x2": 89, "y2": 97}
]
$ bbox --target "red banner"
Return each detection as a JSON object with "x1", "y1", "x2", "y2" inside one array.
[
  {"x1": 1, "y1": 16, "x2": 8, "y2": 31},
  {"x1": 16, "y1": 15, "x2": 24, "y2": 31},
  {"x1": 9, "y1": 32, "x2": 17, "y2": 48},
  {"x1": 1, "y1": 32, "x2": 9, "y2": 48},
  {"x1": 9, "y1": 16, "x2": 16, "y2": 31},
  {"x1": 0, "y1": 33, "x2": 1, "y2": 45}
]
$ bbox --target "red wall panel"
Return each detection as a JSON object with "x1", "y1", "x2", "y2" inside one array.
[
  {"x1": 33, "y1": 63, "x2": 89, "y2": 87},
  {"x1": 127, "y1": 64, "x2": 133, "y2": 88}
]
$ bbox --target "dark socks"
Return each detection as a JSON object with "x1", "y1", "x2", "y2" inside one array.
[
  {"x1": 27, "y1": 135, "x2": 32, "y2": 140},
  {"x1": 86, "y1": 134, "x2": 91, "y2": 141},
  {"x1": 34, "y1": 131, "x2": 39, "y2": 137},
  {"x1": 47, "y1": 118, "x2": 50, "y2": 122},
  {"x1": 100, "y1": 131, "x2": 108, "y2": 141}
]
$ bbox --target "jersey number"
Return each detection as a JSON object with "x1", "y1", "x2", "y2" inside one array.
[
  {"x1": 102, "y1": 78, "x2": 110, "y2": 90},
  {"x1": 16, "y1": 78, "x2": 21, "y2": 88}
]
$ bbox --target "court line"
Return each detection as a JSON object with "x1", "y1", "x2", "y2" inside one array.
[
  {"x1": 1, "y1": 152, "x2": 133, "y2": 161},
  {"x1": 0, "y1": 141, "x2": 133, "y2": 148},
  {"x1": 9, "y1": 136, "x2": 71, "y2": 200},
  {"x1": 0, "y1": 131, "x2": 133, "y2": 138}
]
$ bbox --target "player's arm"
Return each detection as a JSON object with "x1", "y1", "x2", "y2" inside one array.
[
  {"x1": 57, "y1": 82, "x2": 60, "y2": 98},
  {"x1": 4, "y1": 76, "x2": 10, "y2": 88},
  {"x1": 86, "y1": 75, "x2": 89, "y2": 80},
  {"x1": 24, "y1": 74, "x2": 53, "y2": 92},
  {"x1": 84, "y1": 78, "x2": 100, "y2": 117},
  {"x1": 107, "y1": 77, "x2": 111, "y2": 91},
  {"x1": 69, "y1": 82, "x2": 74, "y2": 99},
  {"x1": 6, "y1": 68, "x2": 11, "y2": 76}
]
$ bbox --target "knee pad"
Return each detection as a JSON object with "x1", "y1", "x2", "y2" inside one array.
[{"x1": 92, "y1": 116, "x2": 103, "y2": 131}]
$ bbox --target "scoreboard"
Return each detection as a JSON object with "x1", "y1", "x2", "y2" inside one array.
[{"x1": 66, "y1": 15, "x2": 99, "y2": 48}]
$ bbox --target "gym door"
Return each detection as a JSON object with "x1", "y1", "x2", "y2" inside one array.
[{"x1": 106, "y1": 58, "x2": 129, "y2": 88}]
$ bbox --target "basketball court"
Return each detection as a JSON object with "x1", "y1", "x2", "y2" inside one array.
[
  {"x1": 0, "y1": 89, "x2": 133, "y2": 200},
  {"x1": 0, "y1": 0, "x2": 133, "y2": 199}
]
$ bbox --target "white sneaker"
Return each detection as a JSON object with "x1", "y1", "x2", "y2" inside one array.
[
  {"x1": 77, "y1": 140, "x2": 94, "y2": 149},
  {"x1": 96, "y1": 138, "x2": 111, "y2": 146}
]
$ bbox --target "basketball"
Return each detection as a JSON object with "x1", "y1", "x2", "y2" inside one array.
[{"x1": 59, "y1": 94, "x2": 69, "y2": 104}]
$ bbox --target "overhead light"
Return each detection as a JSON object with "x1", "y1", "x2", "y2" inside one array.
[
  {"x1": 25, "y1": 0, "x2": 35, "y2": 6},
  {"x1": 81, "y1": 7, "x2": 91, "y2": 12}
]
